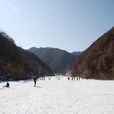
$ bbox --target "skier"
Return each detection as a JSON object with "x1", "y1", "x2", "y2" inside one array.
[
  {"x1": 68, "y1": 77, "x2": 70, "y2": 81},
  {"x1": 3, "y1": 82, "x2": 10, "y2": 88},
  {"x1": 33, "y1": 77, "x2": 37, "y2": 87},
  {"x1": 6, "y1": 82, "x2": 9, "y2": 87}
]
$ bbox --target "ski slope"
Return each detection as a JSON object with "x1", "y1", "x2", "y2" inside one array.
[{"x1": 0, "y1": 76, "x2": 114, "y2": 114}]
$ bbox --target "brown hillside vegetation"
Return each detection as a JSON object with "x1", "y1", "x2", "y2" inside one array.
[
  {"x1": 0, "y1": 32, "x2": 53, "y2": 81},
  {"x1": 71, "y1": 27, "x2": 114, "y2": 79}
]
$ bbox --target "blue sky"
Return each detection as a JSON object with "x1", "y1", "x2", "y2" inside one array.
[{"x1": 0, "y1": 0, "x2": 114, "y2": 52}]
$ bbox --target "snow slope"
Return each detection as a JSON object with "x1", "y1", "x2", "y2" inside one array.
[{"x1": 0, "y1": 76, "x2": 114, "y2": 114}]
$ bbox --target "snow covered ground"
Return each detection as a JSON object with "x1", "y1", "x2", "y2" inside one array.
[{"x1": 0, "y1": 76, "x2": 114, "y2": 114}]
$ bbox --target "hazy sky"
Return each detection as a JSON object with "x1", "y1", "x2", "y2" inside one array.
[{"x1": 0, "y1": 0, "x2": 114, "y2": 52}]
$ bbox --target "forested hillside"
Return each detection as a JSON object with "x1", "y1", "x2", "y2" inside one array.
[
  {"x1": 70, "y1": 27, "x2": 114, "y2": 79},
  {"x1": 0, "y1": 32, "x2": 53, "y2": 81}
]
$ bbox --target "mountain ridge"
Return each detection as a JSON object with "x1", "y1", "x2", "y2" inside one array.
[
  {"x1": 69, "y1": 27, "x2": 114, "y2": 79},
  {"x1": 0, "y1": 32, "x2": 53, "y2": 81},
  {"x1": 29, "y1": 47, "x2": 81, "y2": 73}
]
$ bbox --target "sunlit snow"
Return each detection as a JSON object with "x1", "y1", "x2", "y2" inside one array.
[{"x1": 0, "y1": 76, "x2": 114, "y2": 114}]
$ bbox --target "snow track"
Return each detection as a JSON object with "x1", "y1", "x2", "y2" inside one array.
[{"x1": 0, "y1": 76, "x2": 114, "y2": 114}]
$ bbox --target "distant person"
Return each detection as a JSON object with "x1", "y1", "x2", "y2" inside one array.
[
  {"x1": 71, "y1": 77, "x2": 74, "y2": 80},
  {"x1": 42, "y1": 77, "x2": 45, "y2": 80},
  {"x1": 77, "y1": 77, "x2": 78, "y2": 80},
  {"x1": 73, "y1": 77, "x2": 75, "y2": 80},
  {"x1": 68, "y1": 77, "x2": 70, "y2": 81},
  {"x1": 33, "y1": 77, "x2": 37, "y2": 87},
  {"x1": 6, "y1": 82, "x2": 9, "y2": 87},
  {"x1": 48, "y1": 77, "x2": 51, "y2": 80},
  {"x1": 3, "y1": 82, "x2": 10, "y2": 88}
]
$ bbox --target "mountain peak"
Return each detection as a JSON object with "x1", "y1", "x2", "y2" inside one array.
[{"x1": 29, "y1": 47, "x2": 81, "y2": 73}]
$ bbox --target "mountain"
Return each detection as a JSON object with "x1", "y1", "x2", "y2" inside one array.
[
  {"x1": 70, "y1": 27, "x2": 114, "y2": 79},
  {"x1": 0, "y1": 32, "x2": 53, "y2": 81},
  {"x1": 72, "y1": 52, "x2": 81, "y2": 56},
  {"x1": 29, "y1": 47, "x2": 81, "y2": 73}
]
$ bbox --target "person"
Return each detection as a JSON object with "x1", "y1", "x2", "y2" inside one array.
[
  {"x1": 48, "y1": 77, "x2": 51, "y2": 80},
  {"x1": 71, "y1": 77, "x2": 74, "y2": 80},
  {"x1": 33, "y1": 77, "x2": 37, "y2": 86},
  {"x1": 3, "y1": 82, "x2": 10, "y2": 88},
  {"x1": 6, "y1": 82, "x2": 9, "y2": 87},
  {"x1": 68, "y1": 77, "x2": 70, "y2": 81}
]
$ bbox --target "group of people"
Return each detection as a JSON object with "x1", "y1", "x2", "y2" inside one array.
[
  {"x1": 2, "y1": 76, "x2": 82, "y2": 88},
  {"x1": 68, "y1": 76, "x2": 81, "y2": 81}
]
